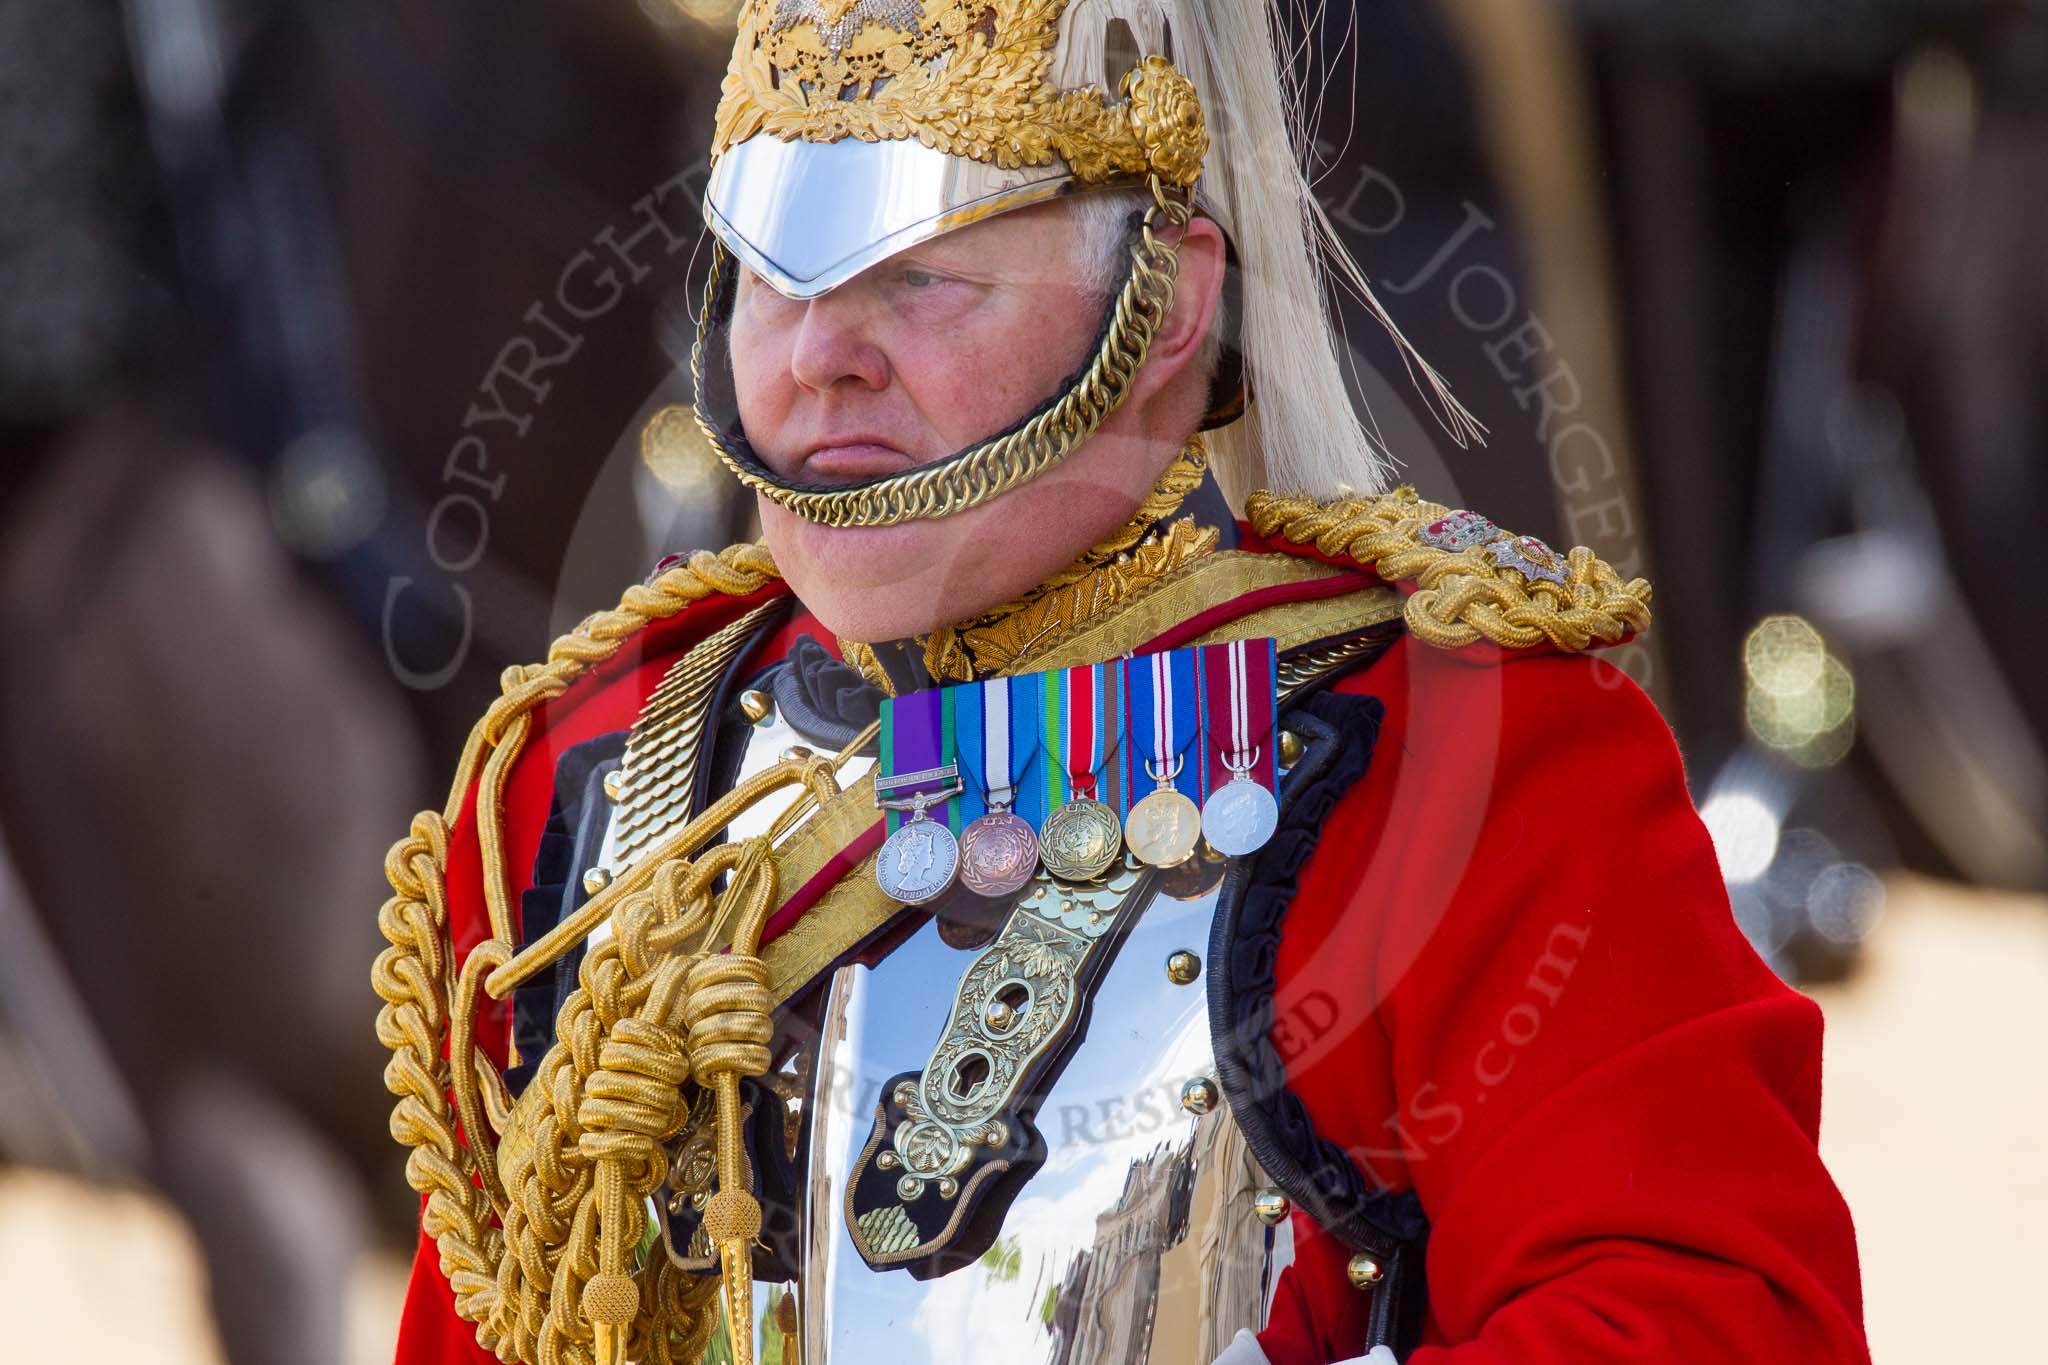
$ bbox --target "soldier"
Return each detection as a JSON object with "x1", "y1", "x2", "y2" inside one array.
[{"x1": 376, "y1": 2, "x2": 1871, "y2": 1362}]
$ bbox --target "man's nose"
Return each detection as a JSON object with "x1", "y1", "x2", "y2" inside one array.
[{"x1": 788, "y1": 292, "x2": 889, "y2": 394}]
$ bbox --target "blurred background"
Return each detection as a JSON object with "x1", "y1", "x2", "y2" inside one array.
[{"x1": 1, "y1": 0, "x2": 2042, "y2": 1360}]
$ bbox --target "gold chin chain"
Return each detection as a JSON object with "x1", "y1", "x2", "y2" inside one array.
[
  {"x1": 695, "y1": 178, "x2": 1192, "y2": 530},
  {"x1": 840, "y1": 435, "x2": 1218, "y2": 690}
]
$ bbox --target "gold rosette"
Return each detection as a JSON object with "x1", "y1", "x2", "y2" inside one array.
[{"x1": 1124, "y1": 54, "x2": 1207, "y2": 188}]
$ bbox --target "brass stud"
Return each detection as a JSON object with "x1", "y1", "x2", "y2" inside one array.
[
  {"x1": 1165, "y1": 950, "x2": 1202, "y2": 985},
  {"x1": 1180, "y1": 1077, "x2": 1220, "y2": 1116},
  {"x1": 1345, "y1": 1253, "x2": 1385, "y2": 1289},
  {"x1": 1278, "y1": 730, "x2": 1305, "y2": 769},
  {"x1": 583, "y1": 867, "x2": 613, "y2": 896},
  {"x1": 1251, "y1": 1188, "x2": 1291, "y2": 1227},
  {"x1": 740, "y1": 689, "x2": 775, "y2": 725},
  {"x1": 984, "y1": 1000, "x2": 1017, "y2": 1033},
  {"x1": 602, "y1": 769, "x2": 625, "y2": 803}
]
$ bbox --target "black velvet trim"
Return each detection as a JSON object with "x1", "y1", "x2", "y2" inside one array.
[
  {"x1": 506, "y1": 731, "x2": 626, "y2": 1097},
  {"x1": 1206, "y1": 691, "x2": 1431, "y2": 1255},
  {"x1": 775, "y1": 633, "x2": 885, "y2": 743},
  {"x1": 1180, "y1": 468, "x2": 1241, "y2": 550}
]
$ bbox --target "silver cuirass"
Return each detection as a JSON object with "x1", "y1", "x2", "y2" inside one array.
[{"x1": 684, "y1": 696, "x2": 1291, "y2": 1364}]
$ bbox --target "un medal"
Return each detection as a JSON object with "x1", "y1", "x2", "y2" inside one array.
[
  {"x1": 958, "y1": 810, "x2": 1039, "y2": 898},
  {"x1": 874, "y1": 818, "x2": 960, "y2": 905},
  {"x1": 1202, "y1": 777, "x2": 1279, "y2": 858},
  {"x1": 1038, "y1": 798, "x2": 1123, "y2": 882},
  {"x1": 1125, "y1": 787, "x2": 1201, "y2": 867}
]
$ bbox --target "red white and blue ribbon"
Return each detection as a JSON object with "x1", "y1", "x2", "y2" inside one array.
[
  {"x1": 1124, "y1": 644, "x2": 1204, "y2": 804},
  {"x1": 1052, "y1": 661, "x2": 1126, "y2": 811}
]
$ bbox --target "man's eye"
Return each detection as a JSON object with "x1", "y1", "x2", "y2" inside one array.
[{"x1": 901, "y1": 268, "x2": 939, "y2": 288}]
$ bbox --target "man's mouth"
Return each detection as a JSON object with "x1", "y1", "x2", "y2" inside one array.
[{"x1": 800, "y1": 440, "x2": 918, "y2": 482}]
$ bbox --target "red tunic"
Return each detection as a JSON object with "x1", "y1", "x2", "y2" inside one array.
[
  {"x1": 390, "y1": 542, "x2": 1869, "y2": 1364},
  {"x1": 1255, "y1": 639, "x2": 1869, "y2": 1363}
]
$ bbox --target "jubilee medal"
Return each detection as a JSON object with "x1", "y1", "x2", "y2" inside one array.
[
  {"x1": 1124, "y1": 648, "x2": 1201, "y2": 867},
  {"x1": 1199, "y1": 638, "x2": 1281, "y2": 858}
]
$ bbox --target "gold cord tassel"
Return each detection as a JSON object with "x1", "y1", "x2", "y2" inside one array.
[
  {"x1": 680, "y1": 836, "x2": 781, "y2": 1365},
  {"x1": 374, "y1": 585, "x2": 866, "y2": 1364}
]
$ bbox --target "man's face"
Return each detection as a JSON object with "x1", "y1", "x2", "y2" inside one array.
[{"x1": 729, "y1": 199, "x2": 1194, "y2": 644}]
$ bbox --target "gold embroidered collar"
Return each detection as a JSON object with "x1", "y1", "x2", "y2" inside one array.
[{"x1": 840, "y1": 439, "x2": 1218, "y2": 691}]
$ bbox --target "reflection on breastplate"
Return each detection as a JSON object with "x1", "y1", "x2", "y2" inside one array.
[
  {"x1": 845, "y1": 861, "x2": 1152, "y2": 1274},
  {"x1": 798, "y1": 873, "x2": 1287, "y2": 1364},
  {"x1": 631, "y1": 685, "x2": 1288, "y2": 1363}
]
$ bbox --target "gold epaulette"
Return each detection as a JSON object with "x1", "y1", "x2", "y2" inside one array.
[{"x1": 1246, "y1": 486, "x2": 1651, "y2": 654}]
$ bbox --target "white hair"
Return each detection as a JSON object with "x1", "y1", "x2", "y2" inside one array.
[{"x1": 1061, "y1": 0, "x2": 1484, "y2": 502}]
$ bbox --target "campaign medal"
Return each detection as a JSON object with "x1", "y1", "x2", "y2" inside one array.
[
  {"x1": 1040, "y1": 799, "x2": 1123, "y2": 882},
  {"x1": 874, "y1": 783, "x2": 962, "y2": 905},
  {"x1": 1039, "y1": 661, "x2": 1123, "y2": 882},
  {"x1": 874, "y1": 688, "x2": 963, "y2": 905},
  {"x1": 1124, "y1": 649, "x2": 1200, "y2": 868},
  {"x1": 957, "y1": 676, "x2": 1040, "y2": 898},
  {"x1": 1200, "y1": 638, "x2": 1281, "y2": 859}
]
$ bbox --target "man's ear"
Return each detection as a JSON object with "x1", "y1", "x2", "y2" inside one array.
[{"x1": 1134, "y1": 215, "x2": 1228, "y2": 401}]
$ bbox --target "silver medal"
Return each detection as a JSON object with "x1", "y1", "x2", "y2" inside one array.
[
  {"x1": 874, "y1": 811, "x2": 961, "y2": 905},
  {"x1": 1201, "y1": 774, "x2": 1279, "y2": 858}
]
